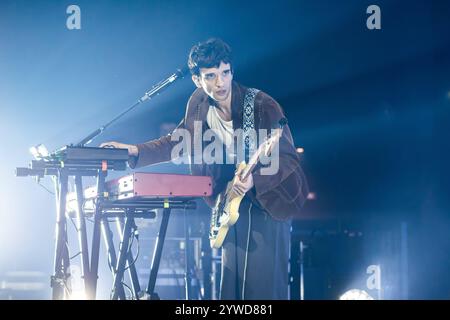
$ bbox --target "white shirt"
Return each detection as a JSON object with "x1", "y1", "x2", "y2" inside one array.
[{"x1": 206, "y1": 105, "x2": 236, "y2": 163}]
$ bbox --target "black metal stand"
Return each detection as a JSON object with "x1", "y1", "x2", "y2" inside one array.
[
  {"x1": 87, "y1": 170, "x2": 105, "y2": 299},
  {"x1": 182, "y1": 211, "x2": 203, "y2": 300},
  {"x1": 74, "y1": 175, "x2": 90, "y2": 294},
  {"x1": 48, "y1": 166, "x2": 116, "y2": 299},
  {"x1": 16, "y1": 66, "x2": 189, "y2": 300},
  {"x1": 184, "y1": 210, "x2": 192, "y2": 300},
  {"x1": 51, "y1": 169, "x2": 70, "y2": 299},
  {"x1": 50, "y1": 173, "x2": 144, "y2": 300},
  {"x1": 101, "y1": 217, "x2": 127, "y2": 299},
  {"x1": 98, "y1": 200, "x2": 197, "y2": 300},
  {"x1": 111, "y1": 213, "x2": 137, "y2": 299},
  {"x1": 201, "y1": 225, "x2": 212, "y2": 300},
  {"x1": 146, "y1": 207, "x2": 172, "y2": 299},
  {"x1": 17, "y1": 155, "x2": 128, "y2": 300},
  {"x1": 17, "y1": 158, "x2": 197, "y2": 300},
  {"x1": 116, "y1": 216, "x2": 141, "y2": 299}
]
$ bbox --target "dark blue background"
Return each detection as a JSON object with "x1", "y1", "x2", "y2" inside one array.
[{"x1": 1, "y1": 0, "x2": 449, "y2": 299}]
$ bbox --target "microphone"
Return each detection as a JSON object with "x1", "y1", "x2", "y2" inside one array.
[
  {"x1": 176, "y1": 65, "x2": 190, "y2": 77},
  {"x1": 139, "y1": 66, "x2": 190, "y2": 102}
]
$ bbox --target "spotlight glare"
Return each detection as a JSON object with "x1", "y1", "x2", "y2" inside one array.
[
  {"x1": 339, "y1": 289, "x2": 374, "y2": 300},
  {"x1": 29, "y1": 146, "x2": 39, "y2": 159},
  {"x1": 29, "y1": 144, "x2": 49, "y2": 159},
  {"x1": 307, "y1": 192, "x2": 316, "y2": 200},
  {"x1": 37, "y1": 144, "x2": 49, "y2": 157},
  {"x1": 69, "y1": 290, "x2": 87, "y2": 300}
]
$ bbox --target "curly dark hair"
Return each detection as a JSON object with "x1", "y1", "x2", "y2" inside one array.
[{"x1": 188, "y1": 38, "x2": 233, "y2": 76}]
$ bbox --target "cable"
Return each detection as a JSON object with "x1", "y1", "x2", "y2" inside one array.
[
  {"x1": 110, "y1": 281, "x2": 132, "y2": 300},
  {"x1": 69, "y1": 216, "x2": 80, "y2": 232},
  {"x1": 123, "y1": 227, "x2": 140, "y2": 271},
  {"x1": 242, "y1": 202, "x2": 252, "y2": 300},
  {"x1": 121, "y1": 281, "x2": 135, "y2": 300},
  {"x1": 86, "y1": 216, "x2": 95, "y2": 223},
  {"x1": 37, "y1": 181, "x2": 55, "y2": 195},
  {"x1": 110, "y1": 226, "x2": 140, "y2": 300},
  {"x1": 70, "y1": 251, "x2": 82, "y2": 260}
]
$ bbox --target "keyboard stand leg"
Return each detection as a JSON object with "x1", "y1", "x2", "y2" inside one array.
[
  {"x1": 51, "y1": 169, "x2": 71, "y2": 300},
  {"x1": 74, "y1": 175, "x2": 91, "y2": 297},
  {"x1": 145, "y1": 208, "x2": 171, "y2": 299},
  {"x1": 115, "y1": 216, "x2": 141, "y2": 299},
  {"x1": 111, "y1": 213, "x2": 136, "y2": 300},
  {"x1": 102, "y1": 220, "x2": 126, "y2": 299}
]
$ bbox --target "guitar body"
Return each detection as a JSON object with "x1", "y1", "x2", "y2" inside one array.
[
  {"x1": 209, "y1": 162, "x2": 246, "y2": 249},
  {"x1": 208, "y1": 118, "x2": 287, "y2": 249}
]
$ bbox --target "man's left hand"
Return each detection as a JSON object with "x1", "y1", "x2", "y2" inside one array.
[{"x1": 232, "y1": 168, "x2": 254, "y2": 196}]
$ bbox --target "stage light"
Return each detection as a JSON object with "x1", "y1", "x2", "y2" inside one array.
[
  {"x1": 29, "y1": 144, "x2": 49, "y2": 159},
  {"x1": 339, "y1": 289, "x2": 374, "y2": 300},
  {"x1": 296, "y1": 147, "x2": 304, "y2": 154},
  {"x1": 69, "y1": 290, "x2": 87, "y2": 300},
  {"x1": 37, "y1": 144, "x2": 49, "y2": 157},
  {"x1": 307, "y1": 192, "x2": 316, "y2": 200},
  {"x1": 29, "y1": 146, "x2": 39, "y2": 159}
]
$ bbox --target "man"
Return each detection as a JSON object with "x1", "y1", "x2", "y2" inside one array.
[{"x1": 101, "y1": 38, "x2": 308, "y2": 299}]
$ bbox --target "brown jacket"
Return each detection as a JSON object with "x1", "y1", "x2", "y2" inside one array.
[{"x1": 129, "y1": 81, "x2": 309, "y2": 220}]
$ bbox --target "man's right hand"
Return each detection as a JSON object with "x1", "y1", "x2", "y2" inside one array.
[{"x1": 99, "y1": 141, "x2": 139, "y2": 156}]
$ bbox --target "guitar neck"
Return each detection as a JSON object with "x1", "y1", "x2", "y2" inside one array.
[
  {"x1": 240, "y1": 160, "x2": 257, "y2": 181},
  {"x1": 241, "y1": 133, "x2": 274, "y2": 180},
  {"x1": 238, "y1": 117, "x2": 287, "y2": 180}
]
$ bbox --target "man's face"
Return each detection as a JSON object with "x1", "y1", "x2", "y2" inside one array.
[{"x1": 192, "y1": 62, "x2": 233, "y2": 102}]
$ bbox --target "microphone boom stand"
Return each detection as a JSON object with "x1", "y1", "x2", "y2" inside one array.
[{"x1": 76, "y1": 67, "x2": 189, "y2": 147}]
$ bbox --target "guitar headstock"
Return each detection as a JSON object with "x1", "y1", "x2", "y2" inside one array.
[
  {"x1": 278, "y1": 117, "x2": 288, "y2": 129},
  {"x1": 262, "y1": 117, "x2": 288, "y2": 157},
  {"x1": 269, "y1": 117, "x2": 288, "y2": 141}
]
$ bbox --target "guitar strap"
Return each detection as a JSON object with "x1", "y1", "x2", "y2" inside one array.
[
  {"x1": 241, "y1": 88, "x2": 259, "y2": 298},
  {"x1": 242, "y1": 88, "x2": 259, "y2": 163}
]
